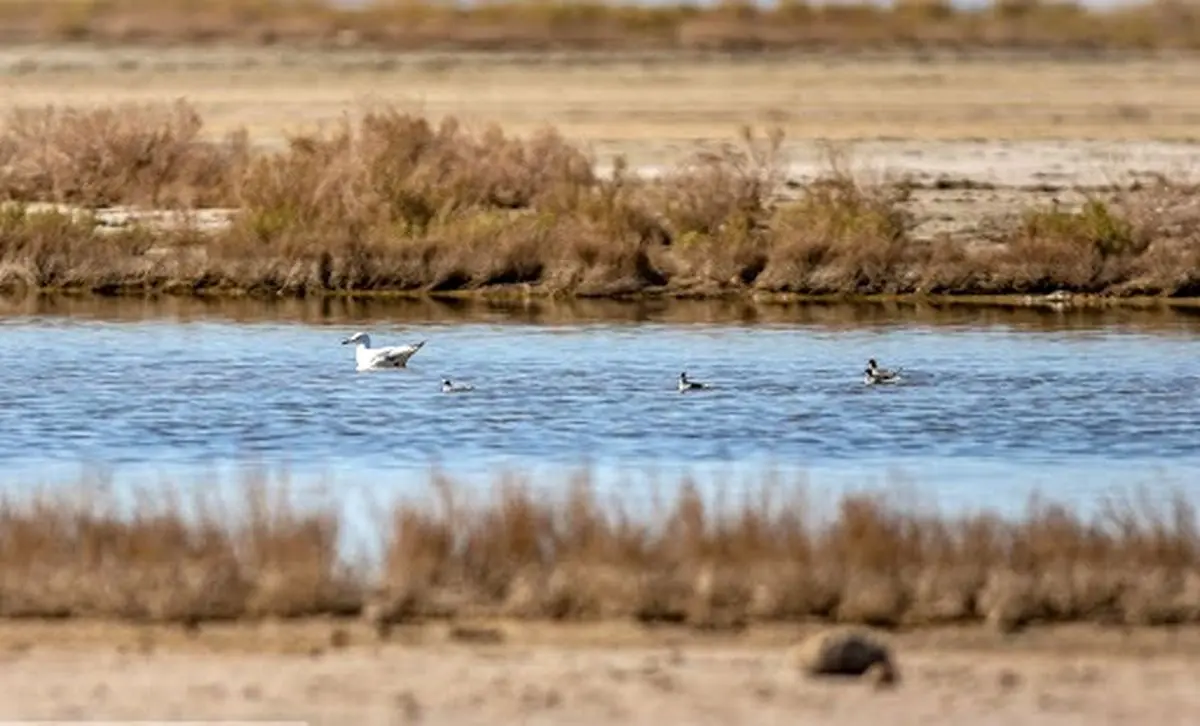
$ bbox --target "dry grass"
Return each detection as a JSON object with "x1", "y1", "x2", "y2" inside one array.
[
  {"x1": 2, "y1": 100, "x2": 1199, "y2": 299},
  {"x1": 3, "y1": 470, "x2": 1200, "y2": 630},
  {"x1": 1, "y1": 0, "x2": 1199, "y2": 53},
  {"x1": 0, "y1": 480, "x2": 362, "y2": 621},
  {"x1": 0, "y1": 101, "x2": 248, "y2": 209}
]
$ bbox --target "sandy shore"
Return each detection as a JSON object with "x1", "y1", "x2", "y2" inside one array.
[{"x1": 1, "y1": 621, "x2": 1199, "y2": 725}]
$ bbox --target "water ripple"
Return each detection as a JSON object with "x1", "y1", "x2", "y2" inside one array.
[{"x1": 0, "y1": 311, "x2": 1198, "y2": 506}]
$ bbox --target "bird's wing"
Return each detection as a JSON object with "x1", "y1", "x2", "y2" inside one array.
[{"x1": 376, "y1": 342, "x2": 425, "y2": 365}]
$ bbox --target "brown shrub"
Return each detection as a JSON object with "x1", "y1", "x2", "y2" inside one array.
[
  {"x1": 0, "y1": 205, "x2": 157, "y2": 293},
  {"x1": 756, "y1": 168, "x2": 916, "y2": 294},
  {"x1": 0, "y1": 101, "x2": 247, "y2": 209}
]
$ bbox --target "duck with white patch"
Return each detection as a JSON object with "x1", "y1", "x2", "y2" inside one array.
[
  {"x1": 678, "y1": 371, "x2": 711, "y2": 393},
  {"x1": 341, "y1": 332, "x2": 426, "y2": 371},
  {"x1": 863, "y1": 358, "x2": 902, "y2": 385},
  {"x1": 441, "y1": 378, "x2": 475, "y2": 393}
]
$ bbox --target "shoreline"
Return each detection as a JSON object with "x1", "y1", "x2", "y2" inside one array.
[{"x1": 9, "y1": 288, "x2": 1200, "y2": 310}]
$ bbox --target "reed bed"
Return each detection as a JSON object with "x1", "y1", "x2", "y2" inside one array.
[
  {"x1": 2, "y1": 471, "x2": 1200, "y2": 631},
  {"x1": 1, "y1": 0, "x2": 1198, "y2": 53},
  {"x1": 1, "y1": 100, "x2": 1199, "y2": 299}
]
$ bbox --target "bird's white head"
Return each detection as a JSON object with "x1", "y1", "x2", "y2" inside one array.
[{"x1": 341, "y1": 332, "x2": 370, "y2": 347}]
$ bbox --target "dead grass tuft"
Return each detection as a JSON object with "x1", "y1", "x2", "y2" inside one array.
[
  {"x1": 0, "y1": 101, "x2": 248, "y2": 209},
  {"x1": 0, "y1": 481, "x2": 359, "y2": 622},
  {"x1": 1, "y1": 101, "x2": 1200, "y2": 299}
]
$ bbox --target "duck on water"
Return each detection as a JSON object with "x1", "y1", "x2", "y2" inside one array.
[
  {"x1": 441, "y1": 378, "x2": 475, "y2": 393},
  {"x1": 678, "y1": 372, "x2": 711, "y2": 393},
  {"x1": 863, "y1": 358, "x2": 902, "y2": 385}
]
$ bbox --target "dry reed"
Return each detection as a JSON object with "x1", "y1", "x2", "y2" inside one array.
[
  {"x1": 1, "y1": 101, "x2": 1199, "y2": 299},
  {"x1": 1, "y1": 471, "x2": 1199, "y2": 630},
  {"x1": 0, "y1": 0, "x2": 1197, "y2": 53}
]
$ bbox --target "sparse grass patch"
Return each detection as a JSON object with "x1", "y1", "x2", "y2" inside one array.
[
  {"x1": 758, "y1": 168, "x2": 915, "y2": 294},
  {"x1": 997, "y1": 199, "x2": 1148, "y2": 293},
  {"x1": 0, "y1": 203, "x2": 161, "y2": 293},
  {"x1": 983, "y1": 187, "x2": 1200, "y2": 296},
  {"x1": 2, "y1": 100, "x2": 1200, "y2": 300}
]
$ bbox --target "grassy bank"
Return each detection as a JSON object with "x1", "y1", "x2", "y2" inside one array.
[
  {"x1": 2, "y1": 471, "x2": 1200, "y2": 631},
  {"x1": 1, "y1": 101, "x2": 1198, "y2": 301},
  {"x1": 1, "y1": 0, "x2": 1199, "y2": 54}
]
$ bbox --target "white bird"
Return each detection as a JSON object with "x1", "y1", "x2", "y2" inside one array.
[
  {"x1": 441, "y1": 378, "x2": 475, "y2": 393},
  {"x1": 341, "y1": 331, "x2": 426, "y2": 371},
  {"x1": 863, "y1": 358, "x2": 902, "y2": 385},
  {"x1": 678, "y1": 371, "x2": 710, "y2": 393}
]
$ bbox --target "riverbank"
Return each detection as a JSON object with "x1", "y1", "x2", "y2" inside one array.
[{"x1": 2, "y1": 101, "x2": 1199, "y2": 303}]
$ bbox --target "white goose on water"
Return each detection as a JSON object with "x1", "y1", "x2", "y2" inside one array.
[
  {"x1": 341, "y1": 332, "x2": 426, "y2": 371},
  {"x1": 441, "y1": 378, "x2": 475, "y2": 393},
  {"x1": 863, "y1": 358, "x2": 902, "y2": 385},
  {"x1": 678, "y1": 371, "x2": 711, "y2": 393}
]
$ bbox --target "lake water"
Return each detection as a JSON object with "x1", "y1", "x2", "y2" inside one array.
[{"x1": 1, "y1": 295, "x2": 1198, "y2": 517}]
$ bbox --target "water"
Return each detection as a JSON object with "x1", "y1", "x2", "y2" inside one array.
[{"x1": 1, "y1": 295, "x2": 1199, "y2": 516}]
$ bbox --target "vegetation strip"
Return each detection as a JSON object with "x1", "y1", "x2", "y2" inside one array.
[
  {"x1": 1, "y1": 101, "x2": 1198, "y2": 301},
  {"x1": 2, "y1": 0, "x2": 1199, "y2": 54},
  {"x1": 2, "y1": 473, "x2": 1197, "y2": 629}
]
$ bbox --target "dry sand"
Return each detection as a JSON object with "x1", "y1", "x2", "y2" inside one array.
[{"x1": 2, "y1": 621, "x2": 1200, "y2": 725}]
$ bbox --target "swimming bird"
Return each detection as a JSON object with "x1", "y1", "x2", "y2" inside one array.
[
  {"x1": 863, "y1": 358, "x2": 902, "y2": 385},
  {"x1": 341, "y1": 332, "x2": 426, "y2": 371},
  {"x1": 678, "y1": 371, "x2": 710, "y2": 393},
  {"x1": 441, "y1": 378, "x2": 475, "y2": 393}
]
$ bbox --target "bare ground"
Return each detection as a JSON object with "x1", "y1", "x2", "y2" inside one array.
[
  {"x1": 2, "y1": 621, "x2": 1200, "y2": 725},
  {"x1": 7, "y1": 48, "x2": 1200, "y2": 145}
]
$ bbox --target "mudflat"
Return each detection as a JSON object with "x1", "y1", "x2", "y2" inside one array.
[{"x1": 1, "y1": 621, "x2": 1199, "y2": 725}]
